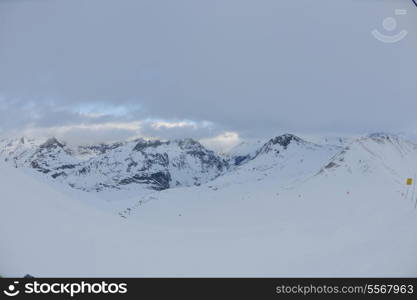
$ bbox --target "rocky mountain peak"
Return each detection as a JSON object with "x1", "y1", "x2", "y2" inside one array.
[
  {"x1": 133, "y1": 139, "x2": 167, "y2": 152},
  {"x1": 367, "y1": 132, "x2": 400, "y2": 143},
  {"x1": 40, "y1": 137, "x2": 66, "y2": 149},
  {"x1": 175, "y1": 138, "x2": 205, "y2": 151},
  {"x1": 269, "y1": 134, "x2": 302, "y2": 147},
  {"x1": 78, "y1": 142, "x2": 124, "y2": 156},
  {"x1": 256, "y1": 134, "x2": 304, "y2": 156}
]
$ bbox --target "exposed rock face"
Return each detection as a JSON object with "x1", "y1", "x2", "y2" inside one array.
[
  {"x1": 29, "y1": 138, "x2": 80, "y2": 176},
  {"x1": 254, "y1": 134, "x2": 306, "y2": 158},
  {"x1": 78, "y1": 142, "x2": 124, "y2": 156}
]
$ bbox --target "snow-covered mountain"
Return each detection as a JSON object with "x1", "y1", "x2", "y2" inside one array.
[
  {"x1": 0, "y1": 136, "x2": 229, "y2": 192},
  {"x1": 68, "y1": 138, "x2": 229, "y2": 192},
  {"x1": 226, "y1": 138, "x2": 267, "y2": 165},
  {"x1": 320, "y1": 133, "x2": 417, "y2": 183},
  {"x1": 1, "y1": 132, "x2": 417, "y2": 277},
  {"x1": 0, "y1": 137, "x2": 78, "y2": 171},
  {"x1": 210, "y1": 134, "x2": 341, "y2": 190},
  {"x1": 1, "y1": 133, "x2": 416, "y2": 198},
  {"x1": 0, "y1": 133, "x2": 340, "y2": 193},
  {"x1": 0, "y1": 137, "x2": 40, "y2": 167}
]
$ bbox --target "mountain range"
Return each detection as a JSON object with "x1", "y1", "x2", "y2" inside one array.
[
  {"x1": 1, "y1": 132, "x2": 417, "y2": 277},
  {"x1": 1, "y1": 132, "x2": 415, "y2": 197}
]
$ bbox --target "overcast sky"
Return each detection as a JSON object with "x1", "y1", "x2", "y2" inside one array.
[{"x1": 0, "y1": 0, "x2": 416, "y2": 149}]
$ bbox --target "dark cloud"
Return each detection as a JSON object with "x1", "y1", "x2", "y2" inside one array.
[{"x1": 0, "y1": 0, "x2": 416, "y2": 143}]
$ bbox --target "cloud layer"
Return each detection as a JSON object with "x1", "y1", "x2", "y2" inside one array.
[{"x1": 1, "y1": 0, "x2": 416, "y2": 148}]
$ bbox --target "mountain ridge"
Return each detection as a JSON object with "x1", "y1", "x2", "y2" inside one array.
[{"x1": 1, "y1": 132, "x2": 415, "y2": 194}]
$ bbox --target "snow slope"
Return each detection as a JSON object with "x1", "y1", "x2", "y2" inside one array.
[
  {"x1": 211, "y1": 134, "x2": 340, "y2": 190},
  {"x1": 1, "y1": 134, "x2": 416, "y2": 277},
  {"x1": 321, "y1": 133, "x2": 417, "y2": 184}
]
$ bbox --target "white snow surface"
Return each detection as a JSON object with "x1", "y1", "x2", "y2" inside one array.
[{"x1": 1, "y1": 134, "x2": 417, "y2": 277}]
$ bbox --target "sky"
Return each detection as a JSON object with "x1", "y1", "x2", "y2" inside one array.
[{"x1": 0, "y1": 0, "x2": 416, "y2": 150}]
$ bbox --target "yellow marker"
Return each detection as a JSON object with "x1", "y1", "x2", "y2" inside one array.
[{"x1": 406, "y1": 178, "x2": 413, "y2": 185}]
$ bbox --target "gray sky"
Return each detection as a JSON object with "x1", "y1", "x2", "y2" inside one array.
[{"x1": 0, "y1": 0, "x2": 416, "y2": 149}]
